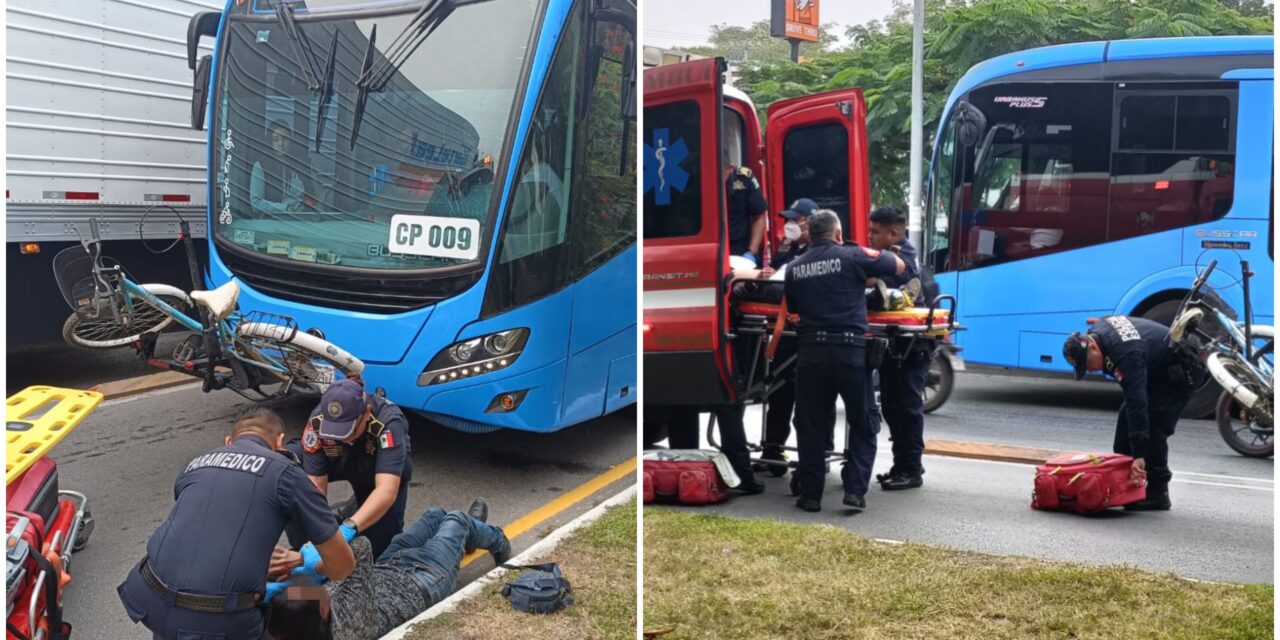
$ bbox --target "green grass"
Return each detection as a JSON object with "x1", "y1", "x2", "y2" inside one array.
[
  {"x1": 644, "y1": 507, "x2": 1273, "y2": 640},
  {"x1": 405, "y1": 500, "x2": 636, "y2": 640}
]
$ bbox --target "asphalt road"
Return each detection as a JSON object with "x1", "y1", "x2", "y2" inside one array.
[
  {"x1": 9, "y1": 346, "x2": 636, "y2": 638},
  {"x1": 655, "y1": 371, "x2": 1273, "y2": 584}
]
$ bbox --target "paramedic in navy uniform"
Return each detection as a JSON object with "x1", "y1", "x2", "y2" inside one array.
[
  {"x1": 117, "y1": 407, "x2": 355, "y2": 640},
  {"x1": 1062, "y1": 315, "x2": 1201, "y2": 511},
  {"x1": 865, "y1": 205, "x2": 932, "y2": 491},
  {"x1": 784, "y1": 210, "x2": 904, "y2": 513},
  {"x1": 725, "y1": 162, "x2": 768, "y2": 265},
  {"x1": 290, "y1": 378, "x2": 413, "y2": 558}
]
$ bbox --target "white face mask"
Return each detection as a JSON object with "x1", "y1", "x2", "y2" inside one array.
[{"x1": 783, "y1": 221, "x2": 802, "y2": 242}]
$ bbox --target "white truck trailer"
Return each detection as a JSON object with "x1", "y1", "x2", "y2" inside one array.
[{"x1": 6, "y1": 0, "x2": 213, "y2": 348}]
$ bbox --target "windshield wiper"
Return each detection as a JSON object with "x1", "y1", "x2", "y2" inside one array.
[
  {"x1": 273, "y1": 3, "x2": 323, "y2": 92},
  {"x1": 350, "y1": 25, "x2": 377, "y2": 150},
  {"x1": 349, "y1": 0, "x2": 494, "y2": 147},
  {"x1": 314, "y1": 29, "x2": 340, "y2": 151}
]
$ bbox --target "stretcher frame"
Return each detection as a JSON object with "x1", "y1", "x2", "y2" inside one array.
[{"x1": 706, "y1": 283, "x2": 959, "y2": 487}]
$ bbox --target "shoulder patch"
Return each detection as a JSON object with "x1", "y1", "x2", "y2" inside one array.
[
  {"x1": 302, "y1": 423, "x2": 320, "y2": 454},
  {"x1": 1114, "y1": 368, "x2": 1125, "y2": 382},
  {"x1": 737, "y1": 166, "x2": 752, "y2": 177},
  {"x1": 861, "y1": 247, "x2": 881, "y2": 258}
]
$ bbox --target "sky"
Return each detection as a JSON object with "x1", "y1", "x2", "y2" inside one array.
[{"x1": 643, "y1": 0, "x2": 899, "y2": 50}]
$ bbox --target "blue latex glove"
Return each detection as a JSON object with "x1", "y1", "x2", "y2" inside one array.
[
  {"x1": 339, "y1": 524, "x2": 357, "y2": 543},
  {"x1": 264, "y1": 580, "x2": 289, "y2": 603},
  {"x1": 292, "y1": 543, "x2": 321, "y2": 577},
  {"x1": 742, "y1": 251, "x2": 759, "y2": 266}
]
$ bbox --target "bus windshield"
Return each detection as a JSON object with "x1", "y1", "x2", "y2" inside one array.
[{"x1": 212, "y1": 0, "x2": 536, "y2": 270}]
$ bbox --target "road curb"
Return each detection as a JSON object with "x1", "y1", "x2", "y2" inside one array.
[
  {"x1": 380, "y1": 485, "x2": 637, "y2": 640},
  {"x1": 91, "y1": 370, "x2": 197, "y2": 400},
  {"x1": 925, "y1": 438, "x2": 1073, "y2": 465}
]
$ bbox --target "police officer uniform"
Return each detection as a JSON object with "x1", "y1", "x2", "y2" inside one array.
[
  {"x1": 784, "y1": 238, "x2": 900, "y2": 511},
  {"x1": 1063, "y1": 315, "x2": 1200, "y2": 510},
  {"x1": 725, "y1": 166, "x2": 767, "y2": 260},
  {"x1": 870, "y1": 237, "x2": 934, "y2": 490},
  {"x1": 117, "y1": 434, "x2": 338, "y2": 639},
  {"x1": 290, "y1": 380, "x2": 413, "y2": 557}
]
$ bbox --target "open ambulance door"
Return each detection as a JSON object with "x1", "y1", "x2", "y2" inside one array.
[
  {"x1": 642, "y1": 57, "x2": 736, "y2": 406},
  {"x1": 764, "y1": 89, "x2": 872, "y2": 245}
]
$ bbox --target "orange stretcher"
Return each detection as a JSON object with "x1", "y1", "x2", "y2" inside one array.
[{"x1": 707, "y1": 280, "x2": 961, "y2": 485}]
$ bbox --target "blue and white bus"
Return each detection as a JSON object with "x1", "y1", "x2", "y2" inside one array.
[
  {"x1": 186, "y1": 0, "x2": 637, "y2": 432},
  {"x1": 923, "y1": 36, "x2": 1273, "y2": 414}
]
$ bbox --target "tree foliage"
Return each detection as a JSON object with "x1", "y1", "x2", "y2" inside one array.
[
  {"x1": 731, "y1": 0, "x2": 1272, "y2": 206},
  {"x1": 681, "y1": 19, "x2": 842, "y2": 68}
]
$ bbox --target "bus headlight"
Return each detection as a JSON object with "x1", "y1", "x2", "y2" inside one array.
[{"x1": 419, "y1": 328, "x2": 530, "y2": 386}]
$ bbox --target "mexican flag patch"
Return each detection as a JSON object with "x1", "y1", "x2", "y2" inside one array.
[{"x1": 379, "y1": 430, "x2": 395, "y2": 449}]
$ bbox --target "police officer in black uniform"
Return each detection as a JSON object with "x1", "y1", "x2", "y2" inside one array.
[
  {"x1": 290, "y1": 378, "x2": 413, "y2": 557},
  {"x1": 725, "y1": 163, "x2": 768, "y2": 265},
  {"x1": 752, "y1": 198, "x2": 818, "y2": 472},
  {"x1": 1063, "y1": 315, "x2": 1201, "y2": 511},
  {"x1": 117, "y1": 407, "x2": 354, "y2": 639},
  {"x1": 866, "y1": 205, "x2": 932, "y2": 491},
  {"x1": 785, "y1": 210, "x2": 905, "y2": 512}
]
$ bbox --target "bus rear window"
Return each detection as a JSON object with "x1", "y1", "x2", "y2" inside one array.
[{"x1": 643, "y1": 100, "x2": 702, "y2": 239}]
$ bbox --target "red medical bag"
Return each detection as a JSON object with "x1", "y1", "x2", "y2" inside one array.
[
  {"x1": 642, "y1": 458, "x2": 730, "y2": 506},
  {"x1": 1031, "y1": 452, "x2": 1147, "y2": 514}
]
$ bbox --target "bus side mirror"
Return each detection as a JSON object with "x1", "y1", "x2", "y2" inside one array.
[
  {"x1": 953, "y1": 100, "x2": 987, "y2": 148},
  {"x1": 187, "y1": 11, "x2": 221, "y2": 71},
  {"x1": 192, "y1": 55, "x2": 211, "y2": 130}
]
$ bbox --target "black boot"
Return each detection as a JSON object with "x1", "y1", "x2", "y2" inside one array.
[
  {"x1": 842, "y1": 493, "x2": 866, "y2": 512},
  {"x1": 465, "y1": 499, "x2": 490, "y2": 554},
  {"x1": 734, "y1": 474, "x2": 765, "y2": 495},
  {"x1": 1124, "y1": 483, "x2": 1171, "y2": 511},
  {"x1": 874, "y1": 467, "x2": 899, "y2": 484},
  {"x1": 879, "y1": 472, "x2": 924, "y2": 491},
  {"x1": 796, "y1": 497, "x2": 821, "y2": 512},
  {"x1": 752, "y1": 446, "x2": 788, "y2": 473}
]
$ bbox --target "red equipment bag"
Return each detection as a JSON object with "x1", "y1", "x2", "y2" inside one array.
[
  {"x1": 1031, "y1": 452, "x2": 1147, "y2": 514},
  {"x1": 7, "y1": 458, "x2": 60, "y2": 525},
  {"x1": 642, "y1": 458, "x2": 730, "y2": 506}
]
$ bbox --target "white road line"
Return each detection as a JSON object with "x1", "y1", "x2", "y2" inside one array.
[
  {"x1": 1179, "y1": 470, "x2": 1273, "y2": 484},
  {"x1": 1175, "y1": 479, "x2": 1274, "y2": 492}
]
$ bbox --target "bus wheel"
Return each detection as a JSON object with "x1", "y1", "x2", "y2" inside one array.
[{"x1": 1141, "y1": 298, "x2": 1219, "y2": 418}]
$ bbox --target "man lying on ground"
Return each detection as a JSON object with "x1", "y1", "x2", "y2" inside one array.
[{"x1": 266, "y1": 499, "x2": 511, "y2": 640}]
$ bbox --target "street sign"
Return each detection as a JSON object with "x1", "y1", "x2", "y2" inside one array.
[{"x1": 770, "y1": 0, "x2": 820, "y2": 43}]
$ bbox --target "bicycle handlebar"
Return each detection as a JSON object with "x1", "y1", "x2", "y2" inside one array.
[{"x1": 1190, "y1": 259, "x2": 1217, "y2": 299}]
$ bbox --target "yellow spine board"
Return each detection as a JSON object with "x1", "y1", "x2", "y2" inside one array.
[{"x1": 6, "y1": 386, "x2": 103, "y2": 485}]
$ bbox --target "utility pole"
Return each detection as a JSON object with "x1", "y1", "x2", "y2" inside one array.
[{"x1": 908, "y1": 0, "x2": 925, "y2": 250}]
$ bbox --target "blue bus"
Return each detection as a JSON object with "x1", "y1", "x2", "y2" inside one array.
[
  {"x1": 923, "y1": 36, "x2": 1273, "y2": 415},
  {"x1": 186, "y1": 0, "x2": 637, "y2": 432}
]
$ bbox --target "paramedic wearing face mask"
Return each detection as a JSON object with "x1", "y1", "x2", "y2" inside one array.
[{"x1": 751, "y1": 198, "x2": 819, "y2": 473}]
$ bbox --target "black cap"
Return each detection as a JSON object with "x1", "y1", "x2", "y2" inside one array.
[
  {"x1": 780, "y1": 198, "x2": 818, "y2": 220},
  {"x1": 1062, "y1": 332, "x2": 1090, "y2": 381}
]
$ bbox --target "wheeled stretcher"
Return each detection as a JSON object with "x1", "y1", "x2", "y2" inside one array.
[
  {"x1": 707, "y1": 278, "x2": 959, "y2": 488},
  {"x1": 7, "y1": 387, "x2": 101, "y2": 640}
]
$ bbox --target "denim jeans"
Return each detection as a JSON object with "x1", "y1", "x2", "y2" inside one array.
[{"x1": 376, "y1": 509, "x2": 506, "y2": 605}]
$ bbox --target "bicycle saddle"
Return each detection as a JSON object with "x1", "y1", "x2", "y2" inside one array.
[{"x1": 190, "y1": 279, "x2": 241, "y2": 321}]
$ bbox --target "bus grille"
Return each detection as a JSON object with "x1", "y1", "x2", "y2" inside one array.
[{"x1": 219, "y1": 248, "x2": 482, "y2": 314}]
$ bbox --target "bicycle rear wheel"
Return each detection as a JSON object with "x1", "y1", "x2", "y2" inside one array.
[
  {"x1": 62, "y1": 284, "x2": 191, "y2": 349},
  {"x1": 237, "y1": 322, "x2": 365, "y2": 396}
]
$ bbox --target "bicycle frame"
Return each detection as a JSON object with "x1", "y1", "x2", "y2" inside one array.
[{"x1": 115, "y1": 271, "x2": 295, "y2": 381}]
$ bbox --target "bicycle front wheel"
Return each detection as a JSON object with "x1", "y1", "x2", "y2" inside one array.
[
  {"x1": 237, "y1": 322, "x2": 365, "y2": 395},
  {"x1": 62, "y1": 284, "x2": 191, "y2": 349}
]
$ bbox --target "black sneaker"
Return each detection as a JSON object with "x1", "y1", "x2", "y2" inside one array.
[
  {"x1": 468, "y1": 498, "x2": 489, "y2": 523},
  {"x1": 842, "y1": 493, "x2": 866, "y2": 512},
  {"x1": 796, "y1": 497, "x2": 822, "y2": 512},
  {"x1": 1123, "y1": 494, "x2": 1171, "y2": 511},
  {"x1": 879, "y1": 473, "x2": 924, "y2": 491}
]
